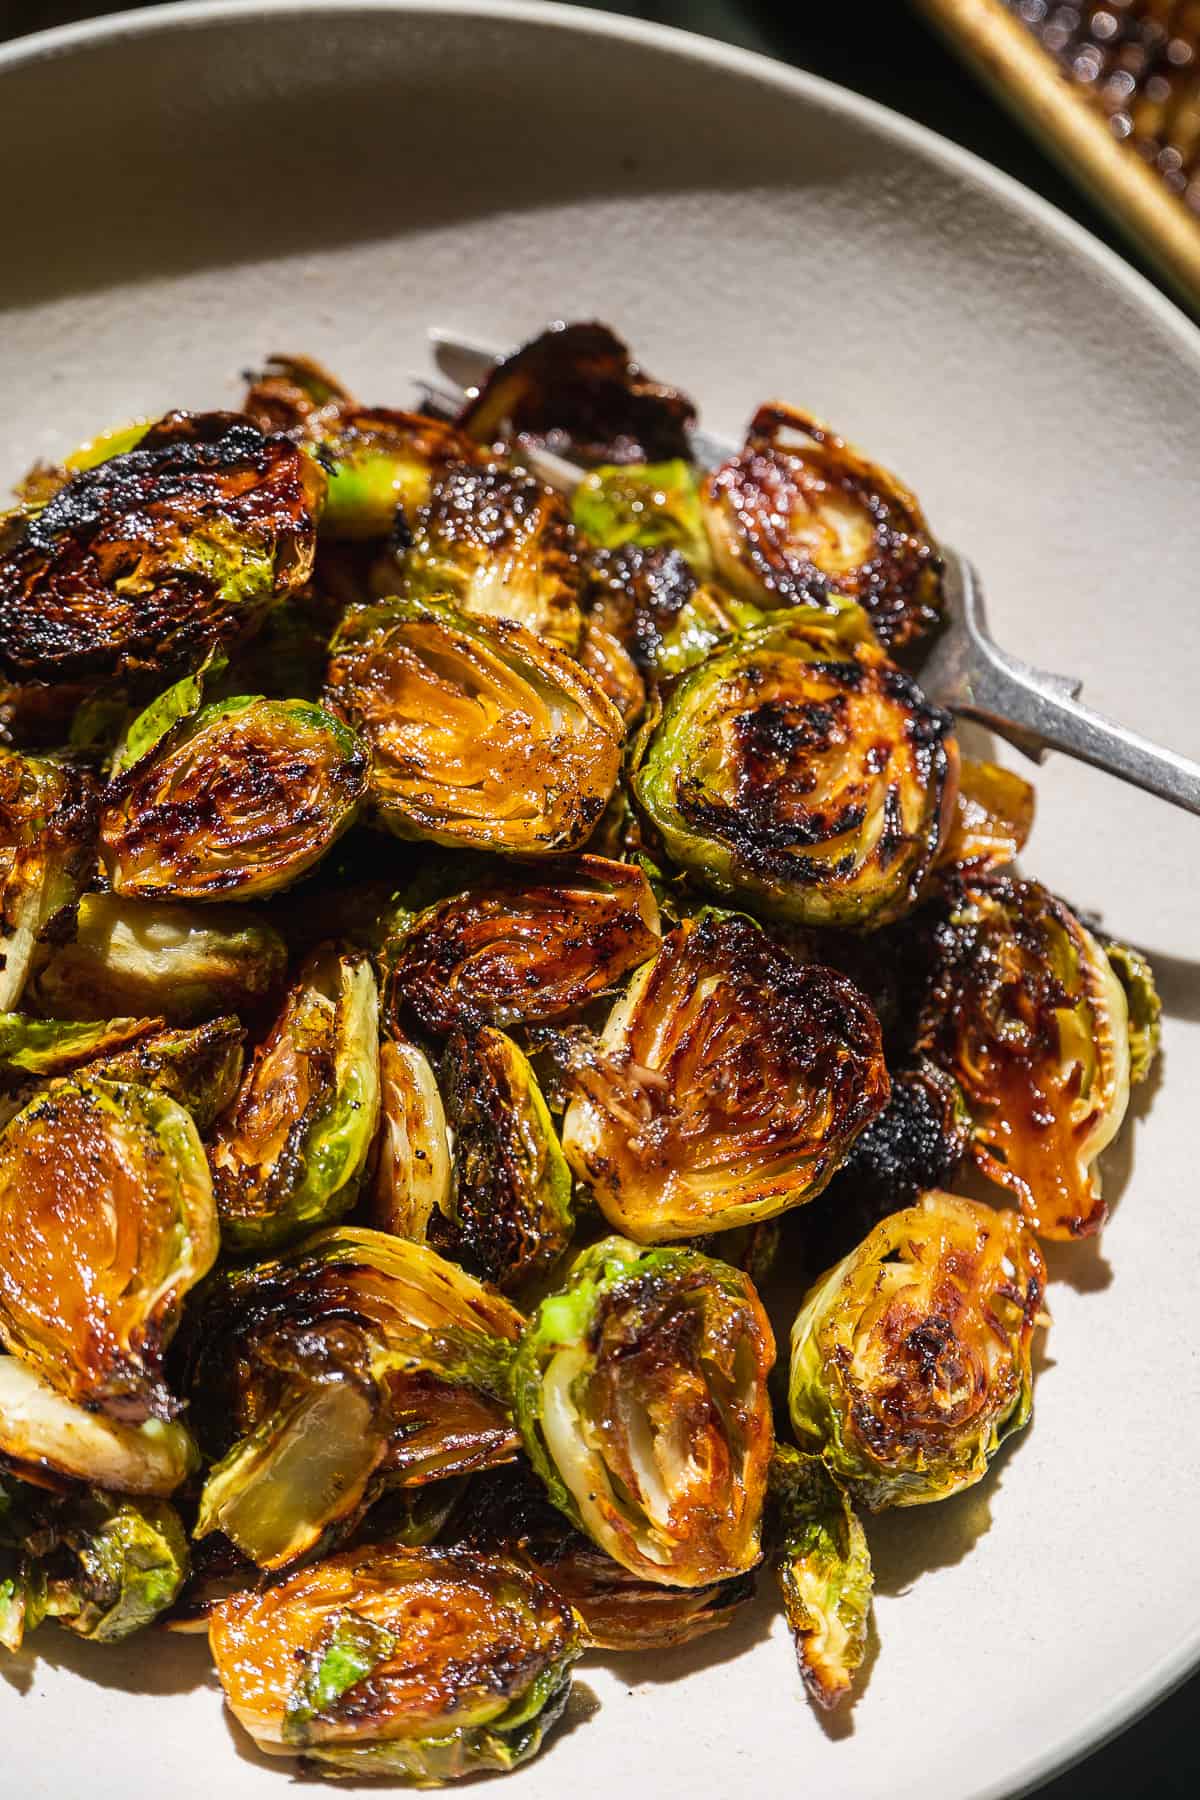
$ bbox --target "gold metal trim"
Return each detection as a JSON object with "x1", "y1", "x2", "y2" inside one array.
[{"x1": 915, "y1": 0, "x2": 1200, "y2": 312}]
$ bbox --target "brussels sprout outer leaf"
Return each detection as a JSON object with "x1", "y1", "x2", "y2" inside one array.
[
  {"x1": 770, "y1": 1445, "x2": 872, "y2": 1710},
  {"x1": 0, "y1": 750, "x2": 97, "y2": 1012},
  {"x1": 934, "y1": 758, "x2": 1035, "y2": 876},
  {"x1": 46, "y1": 1493, "x2": 189, "y2": 1641},
  {"x1": 0, "y1": 1012, "x2": 160, "y2": 1078},
  {"x1": 1105, "y1": 941, "x2": 1162, "y2": 1086},
  {"x1": 573, "y1": 461, "x2": 710, "y2": 568}
]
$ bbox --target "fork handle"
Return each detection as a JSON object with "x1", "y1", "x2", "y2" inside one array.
[{"x1": 940, "y1": 558, "x2": 1200, "y2": 817}]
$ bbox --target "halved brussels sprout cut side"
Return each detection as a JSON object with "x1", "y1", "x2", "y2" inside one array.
[
  {"x1": 369, "y1": 1036, "x2": 452, "y2": 1244},
  {"x1": 0, "y1": 1357, "x2": 197, "y2": 1495},
  {"x1": 0, "y1": 749, "x2": 96, "y2": 1011},
  {"x1": 0, "y1": 1077, "x2": 217, "y2": 1420},
  {"x1": 512, "y1": 1236, "x2": 775, "y2": 1588},
  {"x1": 788, "y1": 1192, "x2": 1047, "y2": 1509},
  {"x1": 209, "y1": 1542, "x2": 581, "y2": 1780},
  {"x1": 210, "y1": 946, "x2": 381, "y2": 1252}
]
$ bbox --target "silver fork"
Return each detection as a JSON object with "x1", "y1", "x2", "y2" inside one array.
[{"x1": 421, "y1": 330, "x2": 1200, "y2": 817}]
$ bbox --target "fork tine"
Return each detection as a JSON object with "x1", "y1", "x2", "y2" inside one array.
[{"x1": 428, "y1": 328, "x2": 502, "y2": 392}]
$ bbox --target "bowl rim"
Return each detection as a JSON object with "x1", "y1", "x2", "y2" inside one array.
[{"x1": 2, "y1": 3, "x2": 1199, "y2": 1794}]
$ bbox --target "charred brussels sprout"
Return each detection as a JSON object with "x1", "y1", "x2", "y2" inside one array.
[
  {"x1": 437, "y1": 1027, "x2": 573, "y2": 1294},
  {"x1": 388, "y1": 855, "x2": 660, "y2": 1037},
  {"x1": 31, "y1": 893, "x2": 287, "y2": 1025},
  {"x1": 512, "y1": 1236, "x2": 775, "y2": 1587},
  {"x1": 0, "y1": 1077, "x2": 217, "y2": 1419},
  {"x1": 788, "y1": 1192, "x2": 1047, "y2": 1509},
  {"x1": 460, "y1": 1463, "x2": 754, "y2": 1652},
  {"x1": 573, "y1": 460, "x2": 710, "y2": 569},
  {"x1": 0, "y1": 750, "x2": 96, "y2": 1011},
  {"x1": 456, "y1": 320, "x2": 696, "y2": 465},
  {"x1": 209, "y1": 1542, "x2": 580, "y2": 1781},
  {"x1": 403, "y1": 462, "x2": 585, "y2": 651},
  {"x1": 80, "y1": 1015, "x2": 245, "y2": 1133},
  {"x1": 917, "y1": 875, "x2": 1134, "y2": 1238},
  {"x1": 0, "y1": 1011, "x2": 157, "y2": 1079},
  {"x1": 632, "y1": 604, "x2": 958, "y2": 928},
  {"x1": 769, "y1": 1445, "x2": 872, "y2": 1711},
  {"x1": 370, "y1": 1036, "x2": 452, "y2": 1244},
  {"x1": 576, "y1": 616, "x2": 646, "y2": 724},
  {"x1": 1105, "y1": 940, "x2": 1161, "y2": 1086},
  {"x1": 935, "y1": 757, "x2": 1035, "y2": 875},
  {"x1": 701, "y1": 404, "x2": 944, "y2": 651},
  {"x1": 0, "y1": 1357, "x2": 196, "y2": 1495},
  {"x1": 188, "y1": 1228, "x2": 523, "y2": 1569},
  {"x1": 326, "y1": 597, "x2": 623, "y2": 854},
  {"x1": 562, "y1": 915, "x2": 888, "y2": 1242},
  {"x1": 586, "y1": 542, "x2": 764, "y2": 681},
  {"x1": 100, "y1": 694, "x2": 368, "y2": 902},
  {"x1": 209, "y1": 946, "x2": 380, "y2": 1251},
  {"x1": 0, "y1": 412, "x2": 323, "y2": 696}
]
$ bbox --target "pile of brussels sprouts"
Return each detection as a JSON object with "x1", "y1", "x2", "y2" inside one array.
[{"x1": 0, "y1": 325, "x2": 1161, "y2": 1775}]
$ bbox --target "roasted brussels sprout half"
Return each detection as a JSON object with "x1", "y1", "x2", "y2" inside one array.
[
  {"x1": 573, "y1": 459, "x2": 710, "y2": 569},
  {"x1": 0, "y1": 750, "x2": 96, "y2": 1011},
  {"x1": 460, "y1": 1463, "x2": 754, "y2": 1652},
  {"x1": 188, "y1": 1228, "x2": 523, "y2": 1569},
  {"x1": 562, "y1": 915, "x2": 888, "y2": 1242},
  {"x1": 0, "y1": 412, "x2": 323, "y2": 695},
  {"x1": 788, "y1": 1192, "x2": 1047, "y2": 1509},
  {"x1": 0, "y1": 1356, "x2": 196, "y2": 1495},
  {"x1": 80, "y1": 1015, "x2": 245, "y2": 1133},
  {"x1": 244, "y1": 354, "x2": 480, "y2": 539},
  {"x1": 456, "y1": 320, "x2": 696, "y2": 465},
  {"x1": 576, "y1": 615, "x2": 646, "y2": 723},
  {"x1": 586, "y1": 542, "x2": 765, "y2": 680},
  {"x1": 0, "y1": 1010, "x2": 157, "y2": 1079},
  {"x1": 436, "y1": 1027, "x2": 573, "y2": 1294},
  {"x1": 917, "y1": 875, "x2": 1134, "y2": 1238},
  {"x1": 402, "y1": 462, "x2": 585, "y2": 651},
  {"x1": 388, "y1": 855, "x2": 660, "y2": 1037},
  {"x1": 30, "y1": 892, "x2": 287, "y2": 1025},
  {"x1": 210, "y1": 1541, "x2": 580, "y2": 1781},
  {"x1": 0, "y1": 1076, "x2": 217, "y2": 1419},
  {"x1": 1105, "y1": 940, "x2": 1162, "y2": 1086},
  {"x1": 512, "y1": 1236, "x2": 775, "y2": 1587},
  {"x1": 0, "y1": 1478, "x2": 188, "y2": 1650},
  {"x1": 209, "y1": 946, "x2": 380, "y2": 1251},
  {"x1": 326, "y1": 596, "x2": 623, "y2": 854},
  {"x1": 101, "y1": 693, "x2": 368, "y2": 902},
  {"x1": 701, "y1": 403, "x2": 944, "y2": 651},
  {"x1": 632, "y1": 604, "x2": 958, "y2": 928},
  {"x1": 935, "y1": 757, "x2": 1035, "y2": 875},
  {"x1": 769, "y1": 1445, "x2": 872, "y2": 1711},
  {"x1": 369, "y1": 1036, "x2": 453, "y2": 1244}
]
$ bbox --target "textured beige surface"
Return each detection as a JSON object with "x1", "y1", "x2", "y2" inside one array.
[{"x1": 2, "y1": 5, "x2": 1200, "y2": 1797}]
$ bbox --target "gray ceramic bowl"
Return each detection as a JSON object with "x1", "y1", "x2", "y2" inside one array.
[{"x1": 2, "y1": 5, "x2": 1199, "y2": 1797}]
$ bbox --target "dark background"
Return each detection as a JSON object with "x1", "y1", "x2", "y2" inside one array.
[{"x1": 2, "y1": 1, "x2": 1197, "y2": 1794}]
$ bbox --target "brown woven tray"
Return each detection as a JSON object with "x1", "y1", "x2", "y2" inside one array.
[{"x1": 917, "y1": 0, "x2": 1200, "y2": 311}]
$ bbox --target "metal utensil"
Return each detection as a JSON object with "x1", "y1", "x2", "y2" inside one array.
[{"x1": 421, "y1": 329, "x2": 1200, "y2": 817}]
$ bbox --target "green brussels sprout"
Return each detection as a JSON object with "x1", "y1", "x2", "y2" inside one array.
[
  {"x1": 436, "y1": 1026, "x2": 573, "y2": 1294},
  {"x1": 700, "y1": 403, "x2": 944, "y2": 652},
  {"x1": 586, "y1": 541, "x2": 766, "y2": 680},
  {"x1": 402, "y1": 462, "x2": 586, "y2": 651},
  {"x1": 917, "y1": 875, "x2": 1135, "y2": 1239},
  {"x1": 0, "y1": 1547, "x2": 46, "y2": 1653},
  {"x1": 209, "y1": 1541, "x2": 581, "y2": 1780},
  {"x1": 1104, "y1": 939, "x2": 1161, "y2": 1086},
  {"x1": 459, "y1": 1463, "x2": 755, "y2": 1652},
  {"x1": 572, "y1": 459, "x2": 711, "y2": 568},
  {"x1": 107, "y1": 648, "x2": 226, "y2": 781},
  {"x1": 0, "y1": 411, "x2": 324, "y2": 697},
  {"x1": 511, "y1": 1235, "x2": 775, "y2": 1587},
  {"x1": 0, "y1": 749, "x2": 96, "y2": 1011},
  {"x1": 79, "y1": 1015, "x2": 245, "y2": 1133},
  {"x1": 0, "y1": 1011, "x2": 159, "y2": 1079},
  {"x1": 369, "y1": 1035, "x2": 453, "y2": 1244},
  {"x1": 387, "y1": 854, "x2": 660, "y2": 1038},
  {"x1": 788, "y1": 1192, "x2": 1047, "y2": 1510},
  {"x1": 41, "y1": 1491, "x2": 189, "y2": 1643},
  {"x1": 0, "y1": 1356, "x2": 197, "y2": 1495},
  {"x1": 934, "y1": 756, "x2": 1035, "y2": 876},
  {"x1": 243, "y1": 354, "x2": 482, "y2": 539},
  {"x1": 101, "y1": 693, "x2": 368, "y2": 903},
  {"x1": 188, "y1": 1227, "x2": 524, "y2": 1569},
  {"x1": 561, "y1": 915, "x2": 888, "y2": 1242},
  {"x1": 30, "y1": 892, "x2": 288, "y2": 1024},
  {"x1": 455, "y1": 320, "x2": 696, "y2": 465},
  {"x1": 0, "y1": 1076, "x2": 217, "y2": 1420},
  {"x1": 325, "y1": 596, "x2": 623, "y2": 854},
  {"x1": 769, "y1": 1444, "x2": 872, "y2": 1711},
  {"x1": 210, "y1": 946, "x2": 380, "y2": 1251},
  {"x1": 632, "y1": 603, "x2": 959, "y2": 928}
]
